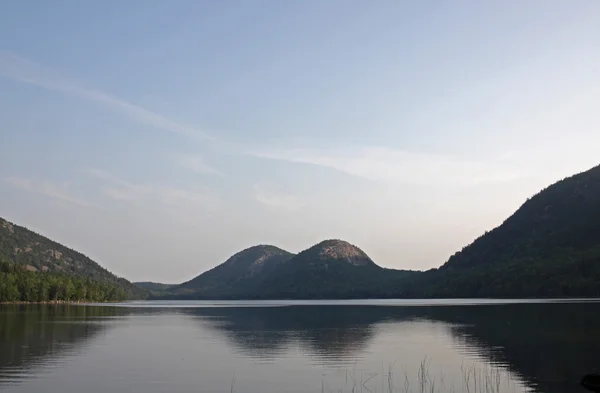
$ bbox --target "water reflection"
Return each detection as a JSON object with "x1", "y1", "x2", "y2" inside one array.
[
  {"x1": 419, "y1": 303, "x2": 600, "y2": 393},
  {"x1": 1, "y1": 302, "x2": 599, "y2": 393},
  {"x1": 185, "y1": 303, "x2": 600, "y2": 393},
  {"x1": 182, "y1": 306, "x2": 379, "y2": 362},
  {"x1": 0, "y1": 305, "x2": 126, "y2": 388}
]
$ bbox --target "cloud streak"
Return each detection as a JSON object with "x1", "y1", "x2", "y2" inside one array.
[
  {"x1": 4, "y1": 176, "x2": 95, "y2": 207},
  {"x1": 175, "y1": 154, "x2": 223, "y2": 176},
  {"x1": 83, "y1": 168, "x2": 218, "y2": 210},
  {"x1": 0, "y1": 50, "x2": 211, "y2": 141},
  {"x1": 251, "y1": 146, "x2": 527, "y2": 186},
  {"x1": 253, "y1": 185, "x2": 304, "y2": 210}
]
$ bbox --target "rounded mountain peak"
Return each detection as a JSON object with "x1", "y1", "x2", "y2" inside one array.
[
  {"x1": 233, "y1": 244, "x2": 288, "y2": 255},
  {"x1": 175, "y1": 244, "x2": 294, "y2": 293},
  {"x1": 224, "y1": 244, "x2": 291, "y2": 267},
  {"x1": 303, "y1": 239, "x2": 376, "y2": 267}
]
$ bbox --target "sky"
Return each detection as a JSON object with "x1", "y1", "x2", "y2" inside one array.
[{"x1": 1, "y1": 1, "x2": 600, "y2": 283}]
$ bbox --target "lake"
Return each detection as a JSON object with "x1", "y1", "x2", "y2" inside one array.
[{"x1": 1, "y1": 299, "x2": 599, "y2": 393}]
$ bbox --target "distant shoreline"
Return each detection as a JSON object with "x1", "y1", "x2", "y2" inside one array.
[
  {"x1": 3, "y1": 296, "x2": 600, "y2": 306},
  {"x1": 0, "y1": 300, "x2": 123, "y2": 305}
]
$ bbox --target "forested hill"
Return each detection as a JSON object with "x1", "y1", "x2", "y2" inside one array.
[
  {"x1": 395, "y1": 164, "x2": 600, "y2": 298},
  {"x1": 0, "y1": 260, "x2": 136, "y2": 302},
  {"x1": 0, "y1": 217, "x2": 146, "y2": 300},
  {"x1": 5, "y1": 163, "x2": 600, "y2": 302},
  {"x1": 243, "y1": 239, "x2": 416, "y2": 299},
  {"x1": 170, "y1": 245, "x2": 294, "y2": 298},
  {"x1": 161, "y1": 240, "x2": 419, "y2": 300},
  {"x1": 134, "y1": 282, "x2": 174, "y2": 292},
  {"x1": 443, "y1": 164, "x2": 600, "y2": 271}
]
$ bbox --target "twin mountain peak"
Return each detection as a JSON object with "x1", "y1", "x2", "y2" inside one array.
[
  {"x1": 172, "y1": 240, "x2": 381, "y2": 298},
  {"x1": 224, "y1": 240, "x2": 375, "y2": 271}
]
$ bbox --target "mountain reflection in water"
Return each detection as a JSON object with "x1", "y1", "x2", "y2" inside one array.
[
  {"x1": 184, "y1": 302, "x2": 600, "y2": 393},
  {"x1": 0, "y1": 301, "x2": 598, "y2": 393}
]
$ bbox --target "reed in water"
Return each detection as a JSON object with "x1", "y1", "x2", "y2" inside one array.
[{"x1": 229, "y1": 357, "x2": 526, "y2": 393}]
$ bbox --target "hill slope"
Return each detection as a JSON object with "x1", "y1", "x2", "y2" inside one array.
[
  {"x1": 134, "y1": 282, "x2": 174, "y2": 291},
  {"x1": 158, "y1": 164, "x2": 600, "y2": 300},
  {"x1": 134, "y1": 282, "x2": 174, "y2": 295},
  {"x1": 248, "y1": 239, "x2": 416, "y2": 299},
  {"x1": 395, "y1": 164, "x2": 600, "y2": 297},
  {"x1": 0, "y1": 217, "x2": 146, "y2": 299},
  {"x1": 169, "y1": 245, "x2": 294, "y2": 298},
  {"x1": 444, "y1": 164, "x2": 600, "y2": 271},
  {"x1": 162, "y1": 240, "x2": 417, "y2": 300}
]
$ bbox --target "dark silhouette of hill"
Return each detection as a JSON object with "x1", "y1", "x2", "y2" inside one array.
[
  {"x1": 445, "y1": 164, "x2": 600, "y2": 270},
  {"x1": 161, "y1": 240, "x2": 417, "y2": 300},
  {"x1": 158, "y1": 163, "x2": 600, "y2": 299},
  {"x1": 245, "y1": 240, "x2": 415, "y2": 299},
  {"x1": 0, "y1": 217, "x2": 146, "y2": 300},
  {"x1": 170, "y1": 245, "x2": 294, "y2": 298},
  {"x1": 390, "y1": 164, "x2": 600, "y2": 298},
  {"x1": 134, "y1": 282, "x2": 174, "y2": 294}
]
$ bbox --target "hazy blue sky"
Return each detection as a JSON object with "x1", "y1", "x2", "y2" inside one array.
[{"x1": 1, "y1": 1, "x2": 599, "y2": 282}]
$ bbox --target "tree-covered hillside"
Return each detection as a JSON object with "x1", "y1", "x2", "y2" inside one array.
[
  {"x1": 389, "y1": 164, "x2": 600, "y2": 298},
  {"x1": 163, "y1": 164, "x2": 600, "y2": 300},
  {"x1": 134, "y1": 282, "x2": 174, "y2": 292},
  {"x1": 170, "y1": 245, "x2": 294, "y2": 298},
  {"x1": 163, "y1": 240, "x2": 418, "y2": 300},
  {"x1": 244, "y1": 240, "x2": 415, "y2": 299},
  {"x1": 9, "y1": 162, "x2": 599, "y2": 302},
  {"x1": 0, "y1": 259, "x2": 133, "y2": 302},
  {"x1": 0, "y1": 217, "x2": 146, "y2": 300},
  {"x1": 444, "y1": 164, "x2": 600, "y2": 271}
]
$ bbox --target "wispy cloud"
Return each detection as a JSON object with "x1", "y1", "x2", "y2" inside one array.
[
  {"x1": 175, "y1": 154, "x2": 223, "y2": 176},
  {"x1": 83, "y1": 168, "x2": 218, "y2": 210},
  {"x1": 251, "y1": 146, "x2": 526, "y2": 186},
  {"x1": 0, "y1": 50, "x2": 211, "y2": 141},
  {"x1": 82, "y1": 168, "x2": 139, "y2": 188},
  {"x1": 81, "y1": 168, "x2": 148, "y2": 201},
  {"x1": 101, "y1": 187, "x2": 142, "y2": 202},
  {"x1": 4, "y1": 176, "x2": 95, "y2": 207},
  {"x1": 253, "y1": 185, "x2": 304, "y2": 210},
  {"x1": 160, "y1": 187, "x2": 216, "y2": 207}
]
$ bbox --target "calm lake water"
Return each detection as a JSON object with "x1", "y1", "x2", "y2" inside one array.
[{"x1": 1, "y1": 299, "x2": 599, "y2": 393}]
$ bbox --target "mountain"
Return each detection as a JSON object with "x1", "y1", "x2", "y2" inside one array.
[
  {"x1": 394, "y1": 164, "x2": 600, "y2": 298},
  {"x1": 247, "y1": 239, "x2": 415, "y2": 299},
  {"x1": 296, "y1": 239, "x2": 377, "y2": 267},
  {"x1": 444, "y1": 164, "x2": 600, "y2": 271},
  {"x1": 0, "y1": 217, "x2": 146, "y2": 300},
  {"x1": 162, "y1": 240, "x2": 417, "y2": 300},
  {"x1": 167, "y1": 164, "x2": 600, "y2": 300},
  {"x1": 11, "y1": 161, "x2": 592, "y2": 302},
  {"x1": 134, "y1": 281, "x2": 174, "y2": 296},
  {"x1": 134, "y1": 282, "x2": 174, "y2": 292},
  {"x1": 169, "y1": 245, "x2": 294, "y2": 298}
]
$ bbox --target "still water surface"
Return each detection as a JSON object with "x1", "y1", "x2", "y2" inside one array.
[{"x1": 1, "y1": 299, "x2": 599, "y2": 393}]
